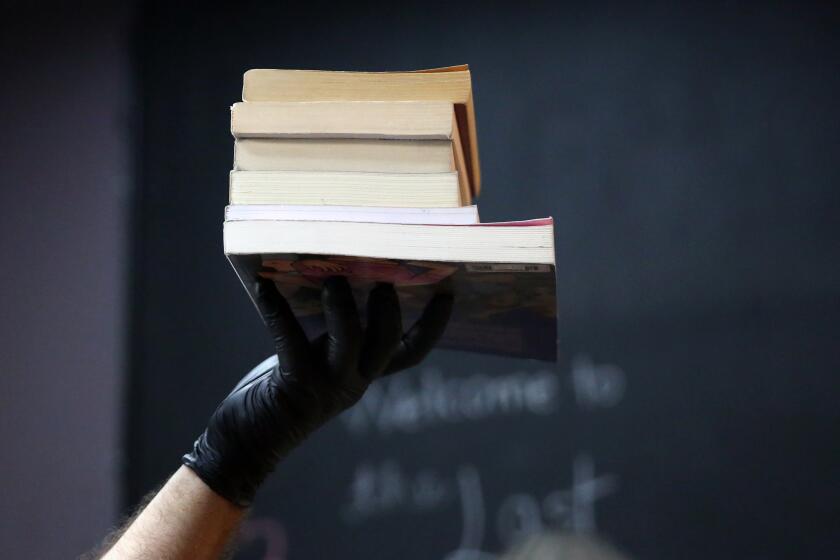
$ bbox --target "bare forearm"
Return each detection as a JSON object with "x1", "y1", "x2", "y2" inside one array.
[
  {"x1": 101, "y1": 466, "x2": 245, "y2": 560},
  {"x1": 90, "y1": 279, "x2": 450, "y2": 558}
]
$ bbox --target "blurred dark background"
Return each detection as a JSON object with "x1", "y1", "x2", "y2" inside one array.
[{"x1": 2, "y1": 1, "x2": 838, "y2": 559}]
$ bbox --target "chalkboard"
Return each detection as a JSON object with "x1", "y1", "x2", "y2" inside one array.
[{"x1": 128, "y1": 3, "x2": 840, "y2": 559}]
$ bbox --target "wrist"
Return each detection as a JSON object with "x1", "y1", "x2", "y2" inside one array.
[{"x1": 182, "y1": 431, "x2": 263, "y2": 508}]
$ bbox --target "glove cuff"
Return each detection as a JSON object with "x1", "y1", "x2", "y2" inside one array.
[{"x1": 182, "y1": 432, "x2": 260, "y2": 508}]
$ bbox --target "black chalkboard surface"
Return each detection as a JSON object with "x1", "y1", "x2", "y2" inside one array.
[{"x1": 127, "y1": 3, "x2": 840, "y2": 559}]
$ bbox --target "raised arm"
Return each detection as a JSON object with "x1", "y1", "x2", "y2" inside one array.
[{"x1": 94, "y1": 277, "x2": 452, "y2": 559}]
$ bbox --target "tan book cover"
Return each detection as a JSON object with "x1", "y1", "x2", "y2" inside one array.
[
  {"x1": 230, "y1": 101, "x2": 455, "y2": 139},
  {"x1": 241, "y1": 65, "x2": 481, "y2": 196}
]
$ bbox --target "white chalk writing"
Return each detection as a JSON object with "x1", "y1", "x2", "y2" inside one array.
[
  {"x1": 341, "y1": 455, "x2": 617, "y2": 559},
  {"x1": 341, "y1": 367, "x2": 560, "y2": 435},
  {"x1": 571, "y1": 355, "x2": 626, "y2": 408}
]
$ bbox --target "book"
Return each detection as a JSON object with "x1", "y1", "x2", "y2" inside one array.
[
  {"x1": 231, "y1": 101, "x2": 456, "y2": 139},
  {"x1": 224, "y1": 218, "x2": 554, "y2": 265},
  {"x1": 234, "y1": 138, "x2": 454, "y2": 173},
  {"x1": 225, "y1": 219, "x2": 556, "y2": 360},
  {"x1": 224, "y1": 218, "x2": 554, "y2": 262},
  {"x1": 241, "y1": 65, "x2": 481, "y2": 196},
  {"x1": 229, "y1": 170, "x2": 462, "y2": 207},
  {"x1": 233, "y1": 138, "x2": 470, "y2": 204},
  {"x1": 224, "y1": 204, "x2": 479, "y2": 225},
  {"x1": 223, "y1": 65, "x2": 558, "y2": 360}
]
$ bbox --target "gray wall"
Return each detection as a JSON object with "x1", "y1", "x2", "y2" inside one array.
[{"x1": 0, "y1": 7, "x2": 129, "y2": 558}]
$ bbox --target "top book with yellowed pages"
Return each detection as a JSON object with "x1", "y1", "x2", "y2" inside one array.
[{"x1": 238, "y1": 65, "x2": 481, "y2": 197}]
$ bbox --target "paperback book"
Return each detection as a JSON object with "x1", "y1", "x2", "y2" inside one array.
[{"x1": 225, "y1": 219, "x2": 557, "y2": 361}]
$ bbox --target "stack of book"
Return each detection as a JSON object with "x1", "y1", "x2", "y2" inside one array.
[{"x1": 224, "y1": 66, "x2": 557, "y2": 360}]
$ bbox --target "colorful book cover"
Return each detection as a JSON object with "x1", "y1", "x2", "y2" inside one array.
[{"x1": 228, "y1": 254, "x2": 557, "y2": 361}]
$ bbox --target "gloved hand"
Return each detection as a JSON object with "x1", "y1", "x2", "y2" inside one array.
[{"x1": 183, "y1": 276, "x2": 453, "y2": 507}]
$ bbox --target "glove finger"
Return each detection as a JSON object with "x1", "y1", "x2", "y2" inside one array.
[
  {"x1": 322, "y1": 276, "x2": 362, "y2": 376},
  {"x1": 359, "y1": 283, "x2": 402, "y2": 379},
  {"x1": 254, "y1": 277, "x2": 310, "y2": 374},
  {"x1": 384, "y1": 292, "x2": 453, "y2": 375}
]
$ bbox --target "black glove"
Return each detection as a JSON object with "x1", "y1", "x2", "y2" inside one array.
[{"x1": 183, "y1": 276, "x2": 453, "y2": 507}]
